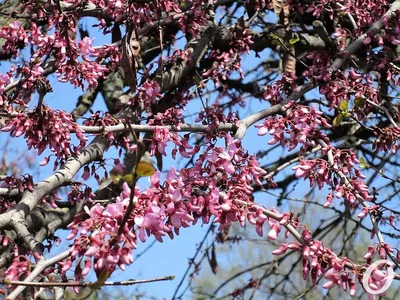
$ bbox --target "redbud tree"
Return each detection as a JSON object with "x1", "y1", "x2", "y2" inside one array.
[{"x1": 0, "y1": 0, "x2": 400, "y2": 299}]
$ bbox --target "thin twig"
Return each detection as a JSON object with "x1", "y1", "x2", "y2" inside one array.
[
  {"x1": 1, "y1": 275, "x2": 175, "y2": 288},
  {"x1": 366, "y1": 99, "x2": 398, "y2": 127}
]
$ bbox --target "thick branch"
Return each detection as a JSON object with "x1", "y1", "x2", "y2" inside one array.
[
  {"x1": 80, "y1": 122, "x2": 236, "y2": 134},
  {"x1": 0, "y1": 136, "x2": 108, "y2": 230}
]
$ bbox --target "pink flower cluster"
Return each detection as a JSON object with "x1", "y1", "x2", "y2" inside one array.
[
  {"x1": 303, "y1": 52, "x2": 332, "y2": 82},
  {"x1": 1, "y1": 18, "x2": 109, "y2": 92},
  {"x1": 327, "y1": 261, "x2": 394, "y2": 299},
  {"x1": 57, "y1": 60, "x2": 108, "y2": 91},
  {"x1": 5, "y1": 256, "x2": 31, "y2": 282},
  {"x1": 134, "y1": 80, "x2": 162, "y2": 109},
  {"x1": 364, "y1": 243, "x2": 395, "y2": 261},
  {"x1": 150, "y1": 127, "x2": 200, "y2": 159},
  {"x1": 345, "y1": 0, "x2": 389, "y2": 28},
  {"x1": 0, "y1": 175, "x2": 34, "y2": 194},
  {"x1": 148, "y1": 107, "x2": 184, "y2": 127},
  {"x1": 202, "y1": 29, "x2": 253, "y2": 87},
  {"x1": 64, "y1": 0, "x2": 207, "y2": 39},
  {"x1": 1, "y1": 107, "x2": 87, "y2": 162},
  {"x1": 151, "y1": 127, "x2": 171, "y2": 156},
  {"x1": 372, "y1": 126, "x2": 400, "y2": 153},
  {"x1": 0, "y1": 68, "x2": 14, "y2": 106},
  {"x1": 195, "y1": 106, "x2": 239, "y2": 127},
  {"x1": 262, "y1": 83, "x2": 285, "y2": 104},
  {"x1": 180, "y1": 3, "x2": 208, "y2": 37},
  {"x1": 0, "y1": 21, "x2": 27, "y2": 59},
  {"x1": 292, "y1": 148, "x2": 372, "y2": 206},
  {"x1": 13, "y1": 65, "x2": 48, "y2": 105},
  {"x1": 67, "y1": 185, "x2": 96, "y2": 205},
  {"x1": 66, "y1": 136, "x2": 273, "y2": 279},
  {"x1": 65, "y1": 183, "x2": 137, "y2": 280},
  {"x1": 322, "y1": 76, "x2": 377, "y2": 112},
  {"x1": 292, "y1": 0, "x2": 388, "y2": 28},
  {"x1": 272, "y1": 231, "x2": 395, "y2": 299},
  {"x1": 274, "y1": 234, "x2": 352, "y2": 285},
  {"x1": 256, "y1": 102, "x2": 331, "y2": 151}
]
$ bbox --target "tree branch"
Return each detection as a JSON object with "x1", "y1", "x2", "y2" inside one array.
[
  {"x1": 0, "y1": 136, "x2": 108, "y2": 230},
  {"x1": 2, "y1": 275, "x2": 175, "y2": 288}
]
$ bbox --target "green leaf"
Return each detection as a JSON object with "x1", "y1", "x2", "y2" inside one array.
[
  {"x1": 333, "y1": 113, "x2": 344, "y2": 126},
  {"x1": 359, "y1": 157, "x2": 369, "y2": 169},
  {"x1": 354, "y1": 96, "x2": 365, "y2": 107},
  {"x1": 340, "y1": 99, "x2": 348, "y2": 111},
  {"x1": 289, "y1": 37, "x2": 300, "y2": 45}
]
